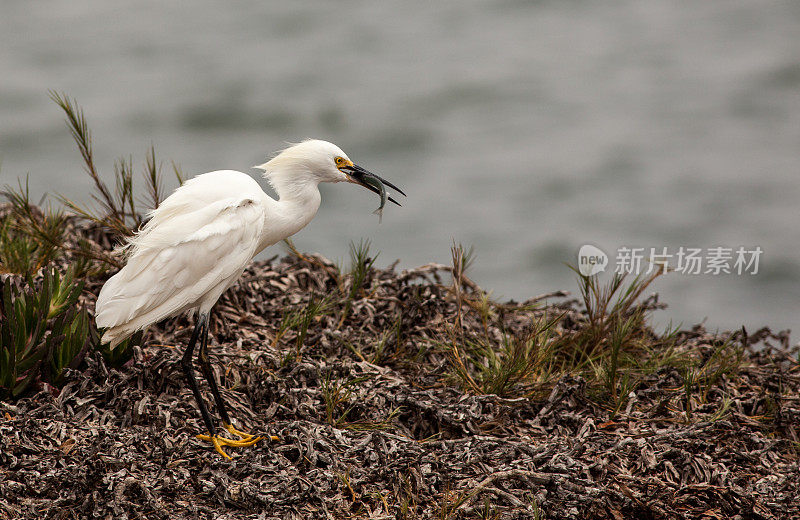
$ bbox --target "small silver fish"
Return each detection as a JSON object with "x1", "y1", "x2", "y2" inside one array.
[
  {"x1": 344, "y1": 162, "x2": 405, "y2": 220},
  {"x1": 361, "y1": 173, "x2": 387, "y2": 222}
]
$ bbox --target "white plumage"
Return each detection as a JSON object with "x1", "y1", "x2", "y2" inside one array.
[
  {"x1": 95, "y1": 139, "x2": 395, "y2": 346},
  {"x1": 95, "y1": 171, "x2": 268, "y2": 345}
]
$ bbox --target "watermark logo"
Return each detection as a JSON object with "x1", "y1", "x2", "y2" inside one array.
[
  {"x1": 578, "y1": 244, "x2": 608, "y2": 276},
  {"x1": 615, "y1": 246, "x2": 762, "y2": 275},
  {"x1": 578, "y1": 245, "x2": 763, "y2": 276}
]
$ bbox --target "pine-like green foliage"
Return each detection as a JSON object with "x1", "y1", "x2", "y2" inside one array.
[
  {"x1": 0, "y1": 180, "x2": 67, "y2": 275},
  {"x1": 49, "y1": 91, "x2": 183, "y2": 250},
  {"x1": 338, "y1": 239, "x2": 378, "y2": 326}
]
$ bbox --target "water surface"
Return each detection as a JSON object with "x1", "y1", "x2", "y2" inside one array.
[{"x1": 1, "y1": 1, "x2": 798, "y2": 333}]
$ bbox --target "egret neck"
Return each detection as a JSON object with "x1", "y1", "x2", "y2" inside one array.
[{"x1": 260, "y1": 166, "x2": 323, "y2": 252}]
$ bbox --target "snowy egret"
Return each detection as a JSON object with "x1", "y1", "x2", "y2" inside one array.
[{"x1": 94, "y1": 139, "x2": 405, "y2": 458}]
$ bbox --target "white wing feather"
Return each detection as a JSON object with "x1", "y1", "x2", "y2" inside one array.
[{"x1": 96, "y1": 171, "x2": 267, "y2": 346}]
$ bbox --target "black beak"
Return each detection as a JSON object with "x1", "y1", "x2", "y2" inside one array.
[{"x1": 343, "y1": 164, "x2": 406, "y2": 206}]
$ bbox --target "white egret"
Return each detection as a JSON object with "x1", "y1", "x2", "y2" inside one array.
[{"x1": 94, "y1": 139, "x2": 405, "y2": 458}]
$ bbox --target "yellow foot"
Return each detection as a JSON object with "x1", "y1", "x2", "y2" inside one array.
[
  {"x1": 196, "y1": 424, "x2": 278, "y2": 459},
  {"x1": 197, "y1": 431, "x2": 262, "y2": 460},
  {"x1": 223, "y1": 423, "x2": 279, "y2": 443}
]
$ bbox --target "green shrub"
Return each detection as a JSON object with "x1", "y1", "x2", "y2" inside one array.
[{"x1": 0, "y1": 266, "x2": 89, "y2": 396}]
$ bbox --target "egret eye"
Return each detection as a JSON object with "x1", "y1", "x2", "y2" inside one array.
[{"x1": 335, "y1": 156, "x2": 345, "y2": 167}]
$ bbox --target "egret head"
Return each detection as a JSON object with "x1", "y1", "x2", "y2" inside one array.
[
  {"x1": 255, "y1": 139, "x2": 405, "y2": 205},
  {"x1": 255, "y1": 140, "x2": 349, "y2": 183}
]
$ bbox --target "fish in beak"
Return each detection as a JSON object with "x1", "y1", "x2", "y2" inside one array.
[{"x1": 340, "y1": 163, "x2": 406, "y2": 220}]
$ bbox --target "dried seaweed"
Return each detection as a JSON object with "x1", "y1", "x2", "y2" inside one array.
[{"x1": 1, "y1": 221, "x2": 798, "y2": 519}]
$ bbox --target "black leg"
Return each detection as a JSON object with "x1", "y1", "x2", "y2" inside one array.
[
  {"x1": 180, "y1": 313, "x2": 216, "y2": 436},
  {"x1": 197, "y1": 314, "x2": 233, "y2": 426}
]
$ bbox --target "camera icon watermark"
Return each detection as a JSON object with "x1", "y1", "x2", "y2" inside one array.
[{"x1": 578, "y1": 245, "x2": 763, "y2": 276}]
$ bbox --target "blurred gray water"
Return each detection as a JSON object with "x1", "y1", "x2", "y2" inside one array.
[{"x1": 1, "y1": 1, "x2": 798, "y2": 334}]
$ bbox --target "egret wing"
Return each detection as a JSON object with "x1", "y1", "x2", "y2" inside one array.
[{"x1": 95, "y1": 196, "x2": 265, "y2": 341}]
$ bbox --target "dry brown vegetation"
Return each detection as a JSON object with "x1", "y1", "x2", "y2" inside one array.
[{"x1": 1, "y1": 215, "x2": 799, "y2": 519}]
